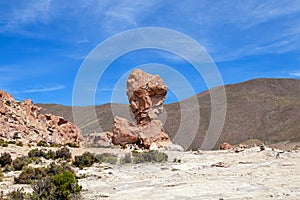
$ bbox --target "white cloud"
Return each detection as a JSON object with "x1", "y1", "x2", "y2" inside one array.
[
  {"x1": 0, "y1": 0, "x2": 51, "y2": 33},
  {"x1": 12, "y1": 85, "x2": 65, "y2": 94},
  {"x1": 289, "y1": 72, "x2": 300, "y2": 77}
]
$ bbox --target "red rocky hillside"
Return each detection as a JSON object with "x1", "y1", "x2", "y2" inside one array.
[{"x1": 0, "y1": 89, "x2": 82, "y2": 146}]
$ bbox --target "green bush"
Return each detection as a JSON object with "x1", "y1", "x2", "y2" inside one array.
[
  {"x1": 52, "y1": 172, "x2": 82, "y2": 199},
  {"x1": 37, "y1": 141, "x2": 49, "y2": 147},
  {"x1": 7, "y1": 140, "x2": 16, "y2": 144},
  {"x1": 132, "y1": 150, "x2": 168, "y2": 164},
  {"x1": 0, "y1": 139, "x2": 8, "y2": 147},
  {"x1": 94, "y1": 153, "x2": 118, "y2": 164},
  {"x1": 45, "y1": 162, "x2": 73, "y2": 176},
  {"x1": 73, "y1": 152, "x2": 95, "y2": 169},
  {"x1": 14, "y1": 166, "x2": 47, "y2": 184},
  {"x1": 28, "y1": 148, "x2": 47, "y2": 159},
  {"x1": 16, "y1": 141, "x2": 23, "y2": 146},
  {"x1": 14, "y1": 162, "x2": 74, "y2": 185},
  {"x1": 55, "y1": 147, "x2": 72, "y2": 160},
  {"x1": 65, "y1": 143, "x2": 80, "y2": 148},
  {"x1": 13, "y1": 156, "x2": 29, "y2": 171},
  {"x1": 31, "y1": 176, "x2": 54, "y2": 200},
  {"x1": 31, "y1": 172, "x2": 81, "y2": 200},
  {"x1": 0, "y1": 152, "x2": 12, "y2": 167},
  {"x1": 46, "y1": 149, "x2": 56, "y2": 160},
  {"x1": 0, "y1": 168, "x2": 3, "y2": 181}
]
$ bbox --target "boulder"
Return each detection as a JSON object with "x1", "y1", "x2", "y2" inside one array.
[
  {"x1": 112, "y1": 116, "x2": 140, "y2": 145},
  {"x1": 220, "y1": 142, "x2": 232, "y2": 150},
  {"x1": 127, "y1": 69, "x2": 168, "y2": 125},
  {"x1": 112, "y1": 69, "x2": 171, "y2": 149},
  {"x1": 83, "y1": 132, "x2": 113, "y2": 147}
]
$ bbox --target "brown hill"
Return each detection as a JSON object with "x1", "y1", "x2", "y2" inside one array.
[{"x1": 38, "y1": 78, "x2": 300, "y2": 150}]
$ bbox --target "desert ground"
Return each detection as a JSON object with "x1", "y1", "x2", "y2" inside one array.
[{"x1": 0, "y1": 146, "x2": 299, "y2": 200}]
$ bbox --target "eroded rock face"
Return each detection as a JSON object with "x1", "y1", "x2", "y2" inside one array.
[
  {"x1": 127, "y1": 69, "x2": 168, "y2": 125},
  {"x1": 0, "y1": 89, "x2": 82, "y2": 146},
  {"x1": 112, "y1": 69, "x2": 171, "y2": 149},
  {"x1": 83, "y1": 132, "x2": 113, "y2": 148}
]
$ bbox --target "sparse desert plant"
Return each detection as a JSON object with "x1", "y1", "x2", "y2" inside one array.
[
  {"x1": 46, "y1": 149, "x2": 56, "y2": 160},
  {"x1": 73, "y1": 152, "x2": 95, "y2": 169},
  {"x1": 120, "y1": 153, "x2": 132, "y2": 164},
  {"x1": 31, "y1": 171, "x2": 81, "y2": 200},
  {"x1": 65, "y1": 143, "x2": 80, "y2": 148},
  {"x1": 0, "y1": 152, "x2": 12, "y2": 167},
  {"x1": 12, "y1": 156, "x2": 29, "y2": 171},
  {"x1": 94, "y1": 153, "x2": 118, "y2": 164},
  {"x1": 28, "y1": 148, "x2": 47, "y2": 159},
  {"x1": 27, "y1": 157, "x2": 42, "y2": 165},
  {"x1": 14, "y1": 166, "x2": 47, "y2": 184},
  {"x1": 132, "y1": 150, "x2": 168, "y2": 164},
  {"x1": 37, "y1": 141, "x2": 49, "y2": 147},
  {"x1": 55, "y1": 147, "x2": 72, "y2": 160},
  {"x1": 7, "y1": 140, "x2": 16, "y2": 145},
  {"x1": 46, "y1": 162, "x2": 73, "y2": 176},
  {"x1": 0, "y1": 168, "x2": 3, "y2": 181},
  {"x1": 6, "y1": 188, "x2": 29, "y2": 200},
  {"x1": 31, "y1": 176, "x2": 54, "y2": 200},
  {"x1": 0, "y1": 139, "x2": 8, "y2": 147},
  {"x1": 16, "y1": 141, "x2": 23, "y2": 146}
]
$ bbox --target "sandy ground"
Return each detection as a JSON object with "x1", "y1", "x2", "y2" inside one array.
[
  {"x1": 77, "y1": 147, "x2": 299, "y2": 200},
  {"x1": 0, "y1": 146, "x2": 299, "y2": 200}
]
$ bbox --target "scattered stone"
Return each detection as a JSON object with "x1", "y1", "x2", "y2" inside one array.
[
  {"x1": 211, "y1": 162, "x2": 228, "y2": 168},
  {"x1": 220, "y1": 142, "x2": 232, "y2": 150}
]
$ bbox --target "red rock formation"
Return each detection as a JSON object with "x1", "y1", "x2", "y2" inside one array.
[
  {"x1": 112, "y1": 69, "x2": 171, "y2": 148},
  {"x1": 127, "y1": 69, "x2": 168, "y2": 125},
  {"x1": 0, "y1": 89, "x2": 82, "y2": 146},
  {"x1": 112, "y1": 116, "x2": 140, "y2": 145},
  {"x1": 83, "y1": 132, "x2": 112, "y2": 147}
]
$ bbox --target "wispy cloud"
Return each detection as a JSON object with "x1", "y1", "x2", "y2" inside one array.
[
  {"x1": 0, "y1": 0, "x2": 51, "y2": 34},
  {"x1": 12, "y1": 85, "x2": 65, "y2": 94},
  {"x1": 289, "y1": 72, "x2": 300, "y2": 77}
]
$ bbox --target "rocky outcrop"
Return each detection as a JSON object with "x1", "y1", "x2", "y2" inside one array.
[
  {"x1": 83, "y1": 132, "x2": 112, "y2": 148},
  {"x1": 0, "y1": 89, "x2": 82, "y2": 146},
  {"x1": 127, "y1": 69, "x2": 168, "y2": 125},
  {"x1": 112, "y1": 69, "x2": 171, "y2": 148}
]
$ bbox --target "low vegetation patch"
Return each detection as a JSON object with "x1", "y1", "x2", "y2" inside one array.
[
  {"x1": 73, "y1": 151, "x2": 95, "y2": 169},
  {"x1": 12, "y1": 156, "x2": 29, "y2": 171},
  {"x1": 94, "y1": 153, "x2": 118, "y2": 164},
  {"x1": 5, "y1": 188, "x2": 30, "y2": 200},
  {"x1": 119, "y1": 150, "x2": 168, "y2": 164},
  {"x1": 55, "y1": 147, "x2": 72, "y2": 160},
  {"x1": 0, "y1": 152, "x2": 12, "y2": 167},
  {"x1": 0, "y1": 139, "x2": 8, "y2": 147},
  {"x1": 132, "y1": 150, "x2": 168, "y2": 164}
]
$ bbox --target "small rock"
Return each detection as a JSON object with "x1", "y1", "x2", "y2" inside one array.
[{"x1": 220, "y1": 142, "x2": 232, "y2": 150}]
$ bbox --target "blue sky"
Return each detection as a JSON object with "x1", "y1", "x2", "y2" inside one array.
[{"x1": 0, "y1": 0, "x2": 299, "y2": 105}]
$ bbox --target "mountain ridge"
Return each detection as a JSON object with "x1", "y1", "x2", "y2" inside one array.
[{"x1": 38, "y1": 78, "x2": 300, "y2": 150}]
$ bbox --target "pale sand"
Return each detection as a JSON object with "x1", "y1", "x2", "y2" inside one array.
[{"x1": 0, "y1": 146, "x2": 299, "y2": 199}]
